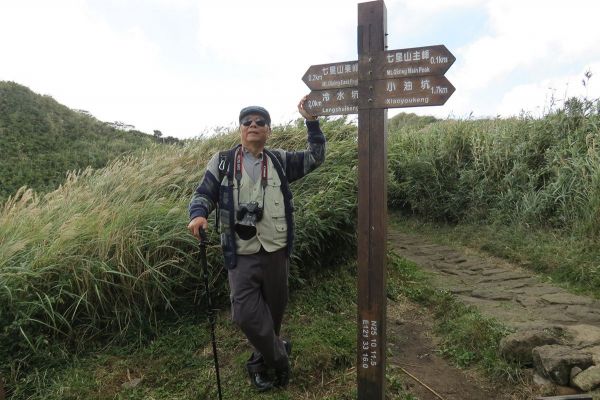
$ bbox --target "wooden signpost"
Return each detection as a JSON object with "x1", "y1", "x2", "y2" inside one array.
[{"x1": 301, "y1": 1, "x2": 455, "y2": 399}]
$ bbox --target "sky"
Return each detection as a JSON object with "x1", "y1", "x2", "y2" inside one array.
[{"x1": 1, "y1": 0, "x2": 599, "y2": 139}]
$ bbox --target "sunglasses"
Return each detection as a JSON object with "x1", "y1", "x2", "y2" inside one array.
[{"x1": 241, "y1": 119, "x2": 267, "y2": 127}]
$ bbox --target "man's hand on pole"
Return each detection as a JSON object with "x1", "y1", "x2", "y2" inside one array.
[
  {"x1": 188, "y1": 216, "x2": 208, "y2": 240},
  {"x1": 298, "y1": 95, "x2": 317, "y2": 121}
]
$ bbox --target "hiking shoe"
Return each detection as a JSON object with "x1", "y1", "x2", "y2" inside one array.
[
  {"x1": 247, "y1": 369, "x2": 274, "y2": 392},
  {"x1": 274, "y1": 364, "x2": 290, "y2": 388}
]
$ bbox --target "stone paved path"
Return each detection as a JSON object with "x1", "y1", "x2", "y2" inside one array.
[{"x1": 388, "y1": 231, "x2": 600, "y2": 352}]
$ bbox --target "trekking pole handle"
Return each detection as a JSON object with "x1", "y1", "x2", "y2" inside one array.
[{"x1": 199, "y1": 227, "x2": 208, "y2": 244}]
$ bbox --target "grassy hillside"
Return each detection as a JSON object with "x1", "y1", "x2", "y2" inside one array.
[{"x1": 0, "y1": 81, "x2": 162, "y2": 201}]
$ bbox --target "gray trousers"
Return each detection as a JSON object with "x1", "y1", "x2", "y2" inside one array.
[{"x1": 228, "y1": 247, "x2": 289, "y2": 372}]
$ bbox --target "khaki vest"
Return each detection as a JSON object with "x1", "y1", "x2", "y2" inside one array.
[{"x1": 226, "y1": 156, "x2": 288, "y2": 254}]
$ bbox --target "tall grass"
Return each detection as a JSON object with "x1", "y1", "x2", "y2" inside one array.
[
  {"x1": 0, "y1": 119, "x2": 359, "y2": 380},
  {"x1": 6, "y1": 99, "x2": 600, "y2": 395},
  {"x1": 388, "y1": 97, "x2": 600, "y2": 237}
]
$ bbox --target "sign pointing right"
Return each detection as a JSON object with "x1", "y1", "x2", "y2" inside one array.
[
  {"x1": 373, "y1": 75, "x2": 455, "y2": 108},
  {"x1": 377, "y1": 45, "x2": 455, "y2": 79}
]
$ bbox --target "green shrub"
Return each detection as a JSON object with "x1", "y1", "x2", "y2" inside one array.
[{"x1": 388, "y1": 97, "x2": 600, "y2": 236}]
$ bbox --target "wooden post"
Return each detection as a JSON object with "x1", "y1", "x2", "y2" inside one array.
[
  {"x1": 357, "y1": 1, "x2": 388, "y2": 399},
  {"x1": 301, "y1": 3, "x2": 455, "y2": 397}
]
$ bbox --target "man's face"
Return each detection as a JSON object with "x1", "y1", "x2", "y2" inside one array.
[{"x1": 240, "y1": 113, "x2": 270, "y2": 149}]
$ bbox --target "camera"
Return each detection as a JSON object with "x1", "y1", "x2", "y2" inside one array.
[{"x1": 235, "y1": 201, "x2": 263, "y2": 240}]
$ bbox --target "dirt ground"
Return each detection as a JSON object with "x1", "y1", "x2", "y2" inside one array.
[
  {"x1": 385, "y1": 229, "x2": 600, "y2": 400},
  {"x1": 387, "y1": 299, "x2": 509, "y2": 400}
]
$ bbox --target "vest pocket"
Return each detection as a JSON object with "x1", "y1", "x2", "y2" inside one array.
[
  {"x1": 275, "y1": 223, "x2": 287, "y2": 232},
  {"x1": 274, "y1": 222, "x2": 287, "y2": 241},
  {"x1": 269, "y1": 183, "x2": 286, "y2": 216}
]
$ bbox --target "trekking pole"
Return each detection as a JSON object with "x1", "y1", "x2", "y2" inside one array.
[{"x1": 198, "y1": 228, "x2": 223, "y2": 400}]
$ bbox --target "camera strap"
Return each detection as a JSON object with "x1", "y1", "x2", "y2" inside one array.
[{"x1": 234, "y1": 149, "x2": 268, "y2": 208}]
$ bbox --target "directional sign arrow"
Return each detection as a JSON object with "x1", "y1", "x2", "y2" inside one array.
[
  {"x1": 302, "y1": 45, "x2": 455, "y2": 91},
  {"x1": 304, "y1": 75, "x2": 455, "y2": 116},
  {"x1": 302, "y1": 60, "x2": 358, "y2": 91},
  {"x1": 371, "y1": 75, "x2": 455, "y2": 109},
  {"x1": 375, "y1": 45, "x2": 455, "y2": 80},
  {"x1": 304, "y1": 87, "x2": 359, "y2": 116}
]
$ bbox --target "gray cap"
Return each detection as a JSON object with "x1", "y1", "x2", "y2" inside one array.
[{"x1": 239, "y1": 106, "x2": 271, "y2": 126}]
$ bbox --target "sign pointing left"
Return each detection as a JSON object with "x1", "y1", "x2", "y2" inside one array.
[{"x1": 302, "y1": 60, "x2": 358, "y2": 90}]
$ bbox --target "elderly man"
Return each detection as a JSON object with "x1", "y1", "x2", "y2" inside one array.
[{"x1": 188, "y1": 97, "x2": 326, "y2": 391}]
